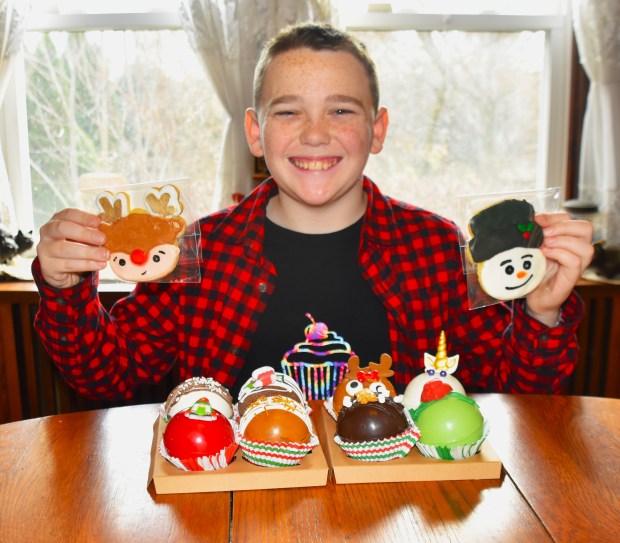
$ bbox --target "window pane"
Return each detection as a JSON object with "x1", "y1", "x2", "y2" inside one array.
[
  {"x1": 24, "y1": 29, "x2": 224, "y2": 228},
  {"x1": 356, "y1": 30, "x2": 545, "y2": 221}
]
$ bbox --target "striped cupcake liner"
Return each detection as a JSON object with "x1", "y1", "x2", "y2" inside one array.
[
  {"x1": 415, "y1": 419, "x2": 490, "y2": 461},
  {"x1": 239, "y1": 434, "x2": 319, "y2": 468},
  {"x1": 334, "y1": 426, "x2": 421, "y2": 462},
  {"x1": 159, "y1": 439, "x2": 238, "y2": 471}
]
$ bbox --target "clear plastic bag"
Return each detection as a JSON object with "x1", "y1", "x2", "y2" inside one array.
[
  {"x1": 456, "y1": 187, "x2": 561, "y2": 309},
  {"x1": 81, "y1": 177, "x2": 201, "y2": 283}
]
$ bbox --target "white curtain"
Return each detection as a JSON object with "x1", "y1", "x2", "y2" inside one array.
[
  {"x1": 0, "y1": 0, "x2": 29, "y2": 233},
  {"x1": 179, "y1": 0, "x2": 330, "y2": 211},
  {"x1": 573, "y1": 0, "x2": 620, "y2": 247}
]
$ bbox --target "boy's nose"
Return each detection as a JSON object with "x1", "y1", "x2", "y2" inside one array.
[{"x1": 300, "y1": 118, "x2": 330, "y2": 145}]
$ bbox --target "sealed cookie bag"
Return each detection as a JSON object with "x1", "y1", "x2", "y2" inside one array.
[
  {"x1": 457, "y1": 188, "x2": 560, "y2": 309},
  {"x1": 81, "y1": 178, "x2": 201, "y2": 283}
]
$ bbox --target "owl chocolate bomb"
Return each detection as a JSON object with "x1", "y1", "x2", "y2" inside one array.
[{"x1": 466, "y1": 199, "x2": 546, "y2": 301}]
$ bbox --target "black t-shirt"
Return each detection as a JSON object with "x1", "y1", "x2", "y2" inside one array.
[{"x1": 232, "y1": 217, "x2": 391, "y2": 397}]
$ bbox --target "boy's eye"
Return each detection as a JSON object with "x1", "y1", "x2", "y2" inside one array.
[{"x1": 333, "y1": 109, "x2": 353, "y2": 115}]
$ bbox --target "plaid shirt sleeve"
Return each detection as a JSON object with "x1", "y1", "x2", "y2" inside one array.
[
  {"x1": 364, "y1": 179, "x2": 584, "y2": 395},
  {"x1": 32, "y1": 258, "x2": 182, "y2": 400}
]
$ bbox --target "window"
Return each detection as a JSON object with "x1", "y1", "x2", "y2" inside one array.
[
  {"x1": 6, "y1": 1, "x2": 225, "y2": 231},
  {"x1": 340, "y1": 0, "x2": 572, "y2": 221},
  {"x1": 3, "y1": 1, "x2": 572, "y2": 232}
]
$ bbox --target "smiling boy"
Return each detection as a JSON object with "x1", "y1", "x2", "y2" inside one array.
[{"x1": 33, "y1": 23, "x2": 593, "y2": 400}]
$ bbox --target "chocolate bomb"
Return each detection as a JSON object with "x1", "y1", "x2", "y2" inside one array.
[{"x1": 336, "y1": 397, "x2": 409, "y2": 442}]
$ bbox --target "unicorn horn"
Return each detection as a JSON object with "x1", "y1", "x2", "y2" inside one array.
[{"x1": 435, "y1": 331, "x2": 449, "y2": 369}]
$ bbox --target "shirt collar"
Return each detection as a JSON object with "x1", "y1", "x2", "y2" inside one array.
[{"x1": 213, "y1": 176, "x2": 403, "y2": 252}]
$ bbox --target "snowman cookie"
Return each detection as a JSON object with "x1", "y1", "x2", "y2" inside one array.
[{"x1": 467, "y1": 199, "x2": 546, "y2": 301}]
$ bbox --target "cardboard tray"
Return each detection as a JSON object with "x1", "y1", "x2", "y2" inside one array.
[
  {"x1": 315, "y1": 405, "x2": 503, "y2": 484},
  {"x1": 148, "y1": 410, "x2": 330, "y2": 494}
]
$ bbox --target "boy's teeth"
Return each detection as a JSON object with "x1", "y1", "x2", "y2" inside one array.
[{"x1": 293, "y1": 159, "x2": 336, "y2": 170}]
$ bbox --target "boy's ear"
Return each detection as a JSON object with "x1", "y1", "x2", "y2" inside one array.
[
  {"x1": 244, "y1": 108, "x2": 264, "y2": 157},
  {"x1": 370, "y1": 107, "x2": 389, "y2": 155}
]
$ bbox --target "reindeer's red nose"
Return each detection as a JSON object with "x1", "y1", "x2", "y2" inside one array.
[{"x1": 130, "y1": 249, "x2": 148, "y2": 265}]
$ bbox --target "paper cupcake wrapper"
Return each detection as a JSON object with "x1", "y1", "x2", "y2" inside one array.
[
  {"x1": 334, "y1": 426, "x2": 421, "y2": 462},
  {"x1": 415, "y1": 419, "x2": 490, "y2": 460},
  {"x1": 158, "y1": 439, "x2": 238, "y2": 471},
  {"x1": 322, "y1": 397, "x2": 337, "y2": 420},
  {"x1": 281, "y1": 360, "x2": 348, "y2": 400},
  {"x1": 239, "y1": 434, "x2": 319, "y2": 468}
]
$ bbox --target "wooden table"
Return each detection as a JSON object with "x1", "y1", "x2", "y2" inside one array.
[{"x1": 1, "y1": 394, "x2": 618, "y2": 542}]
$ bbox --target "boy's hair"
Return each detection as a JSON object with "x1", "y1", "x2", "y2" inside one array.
[{"x1": 253, "y1": 22, "x2": 380, "y2": 112}]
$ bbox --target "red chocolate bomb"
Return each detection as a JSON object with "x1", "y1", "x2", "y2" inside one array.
[{"x1": 162, "y1": 398, "x2": 237, "y2": 471}]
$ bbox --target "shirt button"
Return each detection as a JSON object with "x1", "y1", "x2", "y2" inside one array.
[
  {"x1": 56, "y1": 298, "x2": 66, "y2": 305},
  {"x1": 539, "y1": 334, "x2": 549, "y2": 342},
  {"x1": 257, "y1": 282, "x2": 267, "y2": 293},
  {"x1": 231, "y1": 347, "x2": 240, "y2": 356},
  {"x1": 60, "y1": 335, "x2": 68, "y2": 342}
]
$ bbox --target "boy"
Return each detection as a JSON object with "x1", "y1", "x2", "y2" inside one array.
[{"x1": 34, "y1": 23, "x2": 594, "y2": 400}]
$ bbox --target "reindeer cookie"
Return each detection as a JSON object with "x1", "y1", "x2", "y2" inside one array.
[
  {"x1": 331, "y1": 353, "x2": 399, "y2": 417},
  {"x1": 97, "y1": 185, "x2": 186, "y2": 282}
]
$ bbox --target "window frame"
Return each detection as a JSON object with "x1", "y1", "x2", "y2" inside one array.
[{"x1": 2, "y1": 4, "x2": 573, "y2": 232}]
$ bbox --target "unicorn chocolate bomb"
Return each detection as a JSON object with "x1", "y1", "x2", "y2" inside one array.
[
  {"x1": 467, "y1": 199, "x2": 546, "y2": 301},
  {"x1": 97, "y1": 185, "x2": 186, "y2": 282},
  {"x1": 331, "y1": 353, "x2": 399, "y2": 417},
  {"x1": 403, "y1": 331, "x2": 466, "y2": 411}
]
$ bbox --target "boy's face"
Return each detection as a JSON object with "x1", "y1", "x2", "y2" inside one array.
[{"x1": 245, "y1": 48, "x2": 388, "y2": 218}]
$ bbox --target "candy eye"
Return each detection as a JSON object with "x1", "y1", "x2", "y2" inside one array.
[
  {"x1": 504, "y1": 265, "x2": 515, "y2": 275},
  {"x1": 427, "y1": 369, "x2": 435, "y2": 376},
  {"x1": 369, "y1": 382, "x2": 388, "y2": 395},
  {"x1": 440, "y1": 370, "x2": 447, "y2": 377},
  {"x1": 152, "y1": 254, "x2": 161, "y2": 263},
  {"x1": 345, "y1": 380, "x2": 362, "y2": 395},
  {"x1": 118, "y1": 258, "x2": 126, "y2": 267},
  {"x1": 523, "y1": 260, "x2": 531, "y2": 270}
]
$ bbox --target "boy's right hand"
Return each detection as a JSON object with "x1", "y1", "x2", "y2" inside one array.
[{"x1": 37, "y1": 209, "x2": 109, "y2": 289}]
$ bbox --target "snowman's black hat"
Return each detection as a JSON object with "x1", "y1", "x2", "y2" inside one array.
[{"x1": 468, "y1": 199, "x2": 544, "y2": 263}]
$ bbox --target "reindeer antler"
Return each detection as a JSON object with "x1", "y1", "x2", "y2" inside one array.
[
  {"x1": 145, "y1": 185, "x2": 183, "y2": 218},
  {"x1": 347, "y1": 355, "x2": 361, "y2": 376},
  {"x1": 369, "y1": 353, "x2": 395, "y2": 378},
  {"x1": 96, "y1": 191, "x2": 129, "y2": 223}
]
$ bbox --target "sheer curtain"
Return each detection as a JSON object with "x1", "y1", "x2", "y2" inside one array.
[
  {"x1": 179, "y1": 0, "x2": 330, "y2": 211},
  {"x1": 0, "y1": 0, "x2": 29, "y2": 233},
  {"x1": 573, "y1": 0, "x2": 620, "y2": 247}
]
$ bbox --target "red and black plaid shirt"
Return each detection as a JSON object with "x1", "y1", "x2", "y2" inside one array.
[{"x1": 33, "y1": 178, "x2": 583, "y2": 400}]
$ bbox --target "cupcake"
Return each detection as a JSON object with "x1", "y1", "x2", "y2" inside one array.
[
  {"x1": 403, "y1": 330, "x2": 466, "y2": 411},
  {"x1": 238, "y1": 395, "x2": 319, "y2": 468},
  {"x1": 237, "y1": 366, "x2": 308, "y2": 416},
  {"x1": 412, "y1": 382, "x2": 488, "y2": 460},
  {"x1": 281, "y1": 314, "x2": 353, "y2": 400},
  {"x1": 163, "y1": 376, "x2": 234, "y2": 421},
  {"x1": 159, "y1": 398, "x2": 238, "y2": 471}
]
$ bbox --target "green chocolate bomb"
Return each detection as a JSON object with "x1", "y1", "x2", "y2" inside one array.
[{"x1": 412, "y1": 392, "x2": 484, "y2": 447}]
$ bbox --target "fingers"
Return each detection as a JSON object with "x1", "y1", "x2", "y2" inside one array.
[
  {"x1": 538, "y1": 213, "x2": 594, "y2": 241},
  {"x1": 538, "y1": 214, "x2": 595, "y2": 273},
  {"x1": 36, "y1": 208, "x2": 110, "y2": 289}
]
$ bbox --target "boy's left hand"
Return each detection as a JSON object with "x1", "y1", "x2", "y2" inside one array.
[{"x1": 525, "y1": 212, "x2": 594, "y2": 326}]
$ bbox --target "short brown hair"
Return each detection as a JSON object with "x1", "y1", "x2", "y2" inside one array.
[{"x1": 253, "y1": 22, "x2": 380, "y2": 112}]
